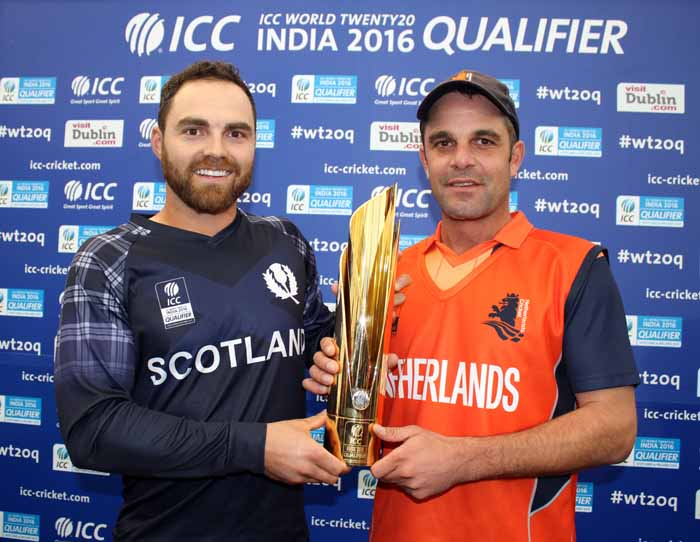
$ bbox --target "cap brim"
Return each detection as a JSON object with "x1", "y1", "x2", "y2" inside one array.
[{"x1": 417, "y1": 80, "x2": 517, "y2": 137}]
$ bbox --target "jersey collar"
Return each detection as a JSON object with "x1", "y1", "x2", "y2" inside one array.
[{"x1": 421, "y1": 211, "x2": 533, "y2": 256}]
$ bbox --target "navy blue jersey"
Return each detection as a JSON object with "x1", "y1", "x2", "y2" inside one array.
[{"x1": 55, "y1": 211, "x2": 334, "y2": 541}]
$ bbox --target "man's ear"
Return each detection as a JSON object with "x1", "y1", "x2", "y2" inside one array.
[
  {"x1": 509, "y1": 140, "x2": 525, "y2": 178},
  {"x1": 151, "y1": 125, "x2": 163, "y2": 160}
]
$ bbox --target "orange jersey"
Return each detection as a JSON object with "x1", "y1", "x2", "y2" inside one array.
[{"x1": 372, "y1": 212, "x2": 613, "y2": 542}]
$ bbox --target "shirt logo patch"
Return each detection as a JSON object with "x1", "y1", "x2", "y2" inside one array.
[
  {"x1": 155, "y1": 277, "x2": 196, "y2": 329},
  {"x1": 263, "y1": 263, "x2": 300, "y2": 304},
  {"x1": 482, "y1": 292, "x2": 529, "y2": 342}
]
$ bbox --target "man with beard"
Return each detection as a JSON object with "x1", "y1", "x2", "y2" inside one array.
[{"x1": 55, "y1": 61, "x2": 347, "y2": 542}]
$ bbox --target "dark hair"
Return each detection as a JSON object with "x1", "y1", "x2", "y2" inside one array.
[
  {"x1": 157, "y1": 60, "x2": 256, "y2": 130},
  {"x1": 419, "y1": 89, "x2": 517, "y2": 149}
]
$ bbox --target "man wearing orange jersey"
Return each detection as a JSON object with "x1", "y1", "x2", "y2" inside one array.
[{"x1": 304, "y1": 69, "x2": 638, "y2": 541}]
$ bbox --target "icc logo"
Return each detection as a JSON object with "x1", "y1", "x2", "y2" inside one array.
[
  {"x1": 537, "y1": 128, "x2": 555, "y2": 154},
  {"x1": 0, "y1": 182, "x2": 10, "y2": 205},
  {"x1": 55, "y1": 517, "x2": 107, "y2": 541},
  {"x1": 357, "y1": 469, "x2": 377, "y2": 499},
  {"x1": 287, "y1": 186, "x2": 309, "y2": 213},
  {"x1": 125, "y1": 12, "x2": 241, "y2": 56},
  {"x1": 292, "y1": 76, "x2": 312, "y2": 102},
  {"x1": 71, "y1": 76, "x2": 124, "y2": 97},
  {"x1": 163, "y1": 282, "x2": 181, "y2": 305},
  {"x1": 140, "y1": 118, "x2": 157, "y2": 140},
  {"x1": 59, "y1": 227, "x2": 78, "y2": 252},
  {"x1": 1, "y1": 79, "x2": 17, "y2": 102},
  {"x1": 54, "y1": 444, "x2": 72, "y2": 470},
  {"x1": 348, "y1": 423, "x2": 364, "y2": 447},
  {"x1": 134, "y1": 184, "x2": 153, "y2": 208},
  {"x1": 372, "y1": 185, "x2": 430, "y2": 209},
  {"x1": 374, "y1": 75, "x2": 435, "y2": 97},
  {"x1": 617, "y1": 197, "x2": 637, "y2": 224},
  {"x1": 64, "y1": 180, "x2": 117, "y2": 202}
]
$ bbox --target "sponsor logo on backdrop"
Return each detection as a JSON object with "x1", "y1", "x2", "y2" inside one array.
[
  {"x1": 291, "y1": 75, "x2": 357, "y2": 104},
  {"x1": 576, "y1": 482, "x2": 594, "y2": 513},
  {"x1": 357, "y1": 469, "x2": 377, "y2": 499},
  {"x1": 286, "y1": 185, "x2": 352, "y2": 215},
  {"x1": 373, "y1": 75, "x2": 436, "y2": 106},
  {"x1": 138, "y1": 118, "x2": 157, "y2": 148},
  {"x1": 696, "y1": 489, "x2": 700, "y2": 520},
  {"x1": 64, "y1": 120, "x2": 124, "y2": 148},
  {"x1": 370, "y1": 122, "x2": 420, "y2": 151},
  {"x1": 617, "y1": 83, "x2": 684, "y2": 114},
  {"x1": 139, "y1": 75, "x2": 169, "y2": 103},
  {"x1": 535, "y1": 126, "x2": 602, "y2": 157},
  {"x1": 0, "y1": 181, "x2": 49, "y2": 209},
  {"x1": 58, "y1": 226, "x2": 113, "y2": 253},
  {"x1": 616, "y1": 437, "x2": 680, "y2": 469},
  {"x1": 0, "y1": 395, "x2": 42, "y2": 425},
  {"x1": 70, "y1": 76, "x2": 124, "y2": 105},
  {"x1": 63, "y1": 180, "x2": 117, "y2": 211},
  {"x1": 53, "y1": 444, "x2": 109, "y2": 476},
  {"x1": 125, "y1": 13, "x2": 242, "y2": 56},
  {"x1": 0, "y1": 289, "x2": 44, "y2": 318},
  {"x1": 132, "y1": 182, "x2": 166, "y2": 212},
  {"x1": 0, "y1": 77, "x2": 56, "y2": 104},
  {"x1": 155, "y1": 278, "x2": 195, "y2": 329},
  {"x1": 371, "y1": 185, "x2": 430, "y2": 210},
  {"x1": 55, "y1": 516, "x2": 108, "y2": 541},
  {"x1": 626, "y1": 315, "x2": 682, "y2": 348},
  {"x1": 0, "y1": 511, "x2": 40, "y2": 541},
  {"x1": 256, "y1": 119, "x2": 275, "y2": 148},
  {"x1": 372, "y1": 185, "x2": 430, "y2": 220},
  {"x1": 616, "y1": 196, "x2": 684, "y2": 228}
]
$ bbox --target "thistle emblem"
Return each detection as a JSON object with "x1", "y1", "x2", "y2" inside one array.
[{"x1": 263, "y1": 263, "x2": 299, "y2": 304}]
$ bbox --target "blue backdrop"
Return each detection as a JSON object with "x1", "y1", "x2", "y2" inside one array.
[{"x1": 0, "y1": 1, "x2": 698, "y2": 541}]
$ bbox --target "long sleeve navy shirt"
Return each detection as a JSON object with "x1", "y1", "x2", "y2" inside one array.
[{"x1": 55, "y1": 211, "x2": 334, "y2": 541}]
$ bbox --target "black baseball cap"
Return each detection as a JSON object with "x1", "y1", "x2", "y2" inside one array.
[{"x1": 417, "y1": 70, "x2": 519, "y2": 139}]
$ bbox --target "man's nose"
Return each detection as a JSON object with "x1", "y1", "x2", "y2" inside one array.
[{"x1": 450, "y1": 142, "x2": 476, "y2": 170}]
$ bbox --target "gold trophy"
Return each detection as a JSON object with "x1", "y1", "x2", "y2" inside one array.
[{"x1": 325, "y1": 185, "x2": 400, "y2": 466}]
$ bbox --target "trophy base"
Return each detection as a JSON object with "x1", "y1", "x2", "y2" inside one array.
[{"x1": 325, "y1": 413, "x2": 380, "y2": 467}]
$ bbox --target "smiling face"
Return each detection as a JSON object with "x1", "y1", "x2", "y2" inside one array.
[
  {"x1": 420, "y1": 91, "x2": 524, "y2": 233},
  {"x1": 151, "y1": 78, "x2": 255, "y2": 215}
]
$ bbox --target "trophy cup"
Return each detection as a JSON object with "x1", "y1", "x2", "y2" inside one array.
[{"x1": 325, "y1": 185, "x2": 400, "y2": 466}]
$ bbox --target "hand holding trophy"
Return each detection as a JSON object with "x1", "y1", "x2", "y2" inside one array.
[{"x1": 325, "y1": 185, "x2": 400, "y2": 466}]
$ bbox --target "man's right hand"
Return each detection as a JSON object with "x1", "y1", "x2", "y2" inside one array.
[{"x1": 264, "y1": 410, "x2": 348, "y2": 485}]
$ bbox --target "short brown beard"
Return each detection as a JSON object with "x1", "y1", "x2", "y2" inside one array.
[{"x1": 160, "y1": 144, "x2": 252, "y2": 215}]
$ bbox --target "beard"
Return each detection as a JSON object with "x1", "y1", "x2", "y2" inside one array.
[{"x1": 160, "y1": 144, "x2": 253, "y2": 215}]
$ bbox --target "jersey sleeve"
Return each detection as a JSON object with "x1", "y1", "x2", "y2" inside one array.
[
  {"x1": 562, "y1": 247, "x2": 640, "y2": 393},
  {"x1": 55, "y1": 232, "x2": 266, "y2": 478}
]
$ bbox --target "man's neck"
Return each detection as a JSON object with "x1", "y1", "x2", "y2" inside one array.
[
  {"x1": 150, "y1": 198, "x2": 238, "y2": 237},
  {"x1": 440, "y1": 210, "x2": 511, "y2": 255}
]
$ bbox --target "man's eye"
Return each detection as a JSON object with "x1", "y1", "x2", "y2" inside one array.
[{"x1": 184, "y1": 128, "x2": 200, "y2": 136}]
